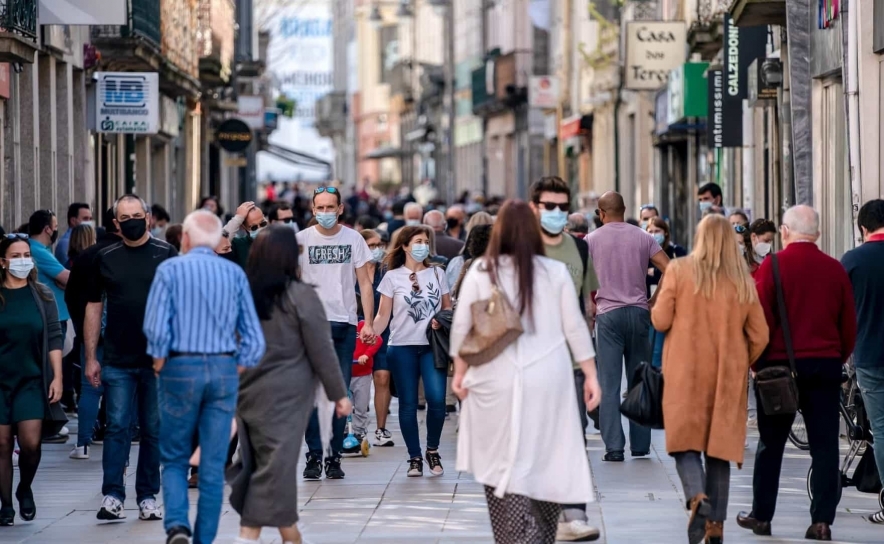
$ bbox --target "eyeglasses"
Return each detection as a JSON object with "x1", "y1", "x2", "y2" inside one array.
[
  {"x1": 314, "y1": 187, "x2": 339, "y2": 195},
  {"x1": 248, "y1": 220, "x2": 268, "y2": 232},
  {"x1": 538, "y1": 201, "x2": 570, "y2": 212},
  {"x1": 409, "y1": 272, "x2": 421, "y2": 293},
  {"x1": 734, "y1": 225, "x2": 747, "y2": 234},
  {"x1": 367, "y1": 243, "x2": 385, "y2": 250},
  {"x1": 5, "y1": 233, "x2": 28, "y2": 240}
]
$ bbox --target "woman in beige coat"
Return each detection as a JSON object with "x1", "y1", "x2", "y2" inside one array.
[{"x1": 651, "y1": 214, "x2": 769, "y2": 544}]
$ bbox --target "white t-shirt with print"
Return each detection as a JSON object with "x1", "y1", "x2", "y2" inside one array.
[
  {"x1": 297, "y1": 226, "x2": 372, "y2": 325},
  {"x1": 378, "y1": 266, "x2": 449, "y2": 346}
]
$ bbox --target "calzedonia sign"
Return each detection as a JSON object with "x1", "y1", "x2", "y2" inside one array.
[
  {"x1": 723, "y1": 16, "x2": 768, "y2": 101},
  {"x1": 707, "y1": 69, "x2": 742, "y2": 148},
  {"x1": 625, "y1": 22, "x2": 687, "y2": 90}
]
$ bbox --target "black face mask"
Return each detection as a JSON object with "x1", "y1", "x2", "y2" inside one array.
[
  {"x1": 218, "y1": 251, "x2": 237, "y2": 262},
  {"x1": 446, "y1": 217, "x2": 460, "y2": 231},
  {"x1": 50, "y1": 229, "x2": 59, "y2": 244},
  {"x1": 119, "y1": 218, "x2": 147, "y2": 242}
]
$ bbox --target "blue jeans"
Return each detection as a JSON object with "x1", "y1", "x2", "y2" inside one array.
[
  {"x1": 388, "y1": 344, "x2": 447, "y2": 458},
  {"x1": 649, "y1": 325, "x2": 665, "y2": 369},
  {"x1": 101, "y1": 365, "x2": 160, "y2": 503},
  {"x1": 78, "y1": 344, "x2": 103, "y2": 447},
  {"x1": 596, "y1": 306, "x2": 652, "y2": 454},
  {"x1": 159, "y1": 355, "x2": 238, "y2": 543},
  {"x1": 857, "y1": 365, "x2": 884, "y2": 488},
  {"x1": 305, "y1": 322, "x2": 356, "y2": 458}
]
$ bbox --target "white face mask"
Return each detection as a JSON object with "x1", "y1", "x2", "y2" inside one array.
[{"x1": 6, "y1": 257, "x2": 35, "y2": 279}]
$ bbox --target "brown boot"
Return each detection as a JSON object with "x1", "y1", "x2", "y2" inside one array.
[
  {"x1": 688, "y1": 494, "x2": 711, "y2": 544},
  {"x1": 804, "y1": 522, "x2": 832, "y2": 540},
  {"x1": 705, "y1": 520, "x2": 723, "y2": 544}
]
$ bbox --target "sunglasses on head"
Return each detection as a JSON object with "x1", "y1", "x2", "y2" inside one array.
[
  {"x1": 5, "y1": 233, "x2": 28, "y2": 240},
  {"x1": 221, "y1": 231, "x2": 230, "y2": 238},
  {"x1": 248, "y1": 220, "x2": 268, "y2": 232},
  {"x1": 408, "y1": 272, "x2": 421, "y2": 293},
  {"x1": 314, "y1": 187, "x2": 339, "y2": 195},
  {"x1": 538, "y1": 201, "x2": 569, "y2": 212},
  {"x1": 734, "y1": 225, "x2": 747, "y2": 234}
]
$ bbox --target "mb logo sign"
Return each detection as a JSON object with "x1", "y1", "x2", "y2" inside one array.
[{"x1": 95, "y1": 72, "x2": 160, "y2": 134}]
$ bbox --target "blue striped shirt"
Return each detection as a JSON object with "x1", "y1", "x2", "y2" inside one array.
[{"x1": 143, "y1": 246, "x2": 266, "y2": 367}]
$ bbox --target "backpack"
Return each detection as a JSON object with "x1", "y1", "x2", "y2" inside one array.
[{"x1": 570, "y1": 234, "x2": 590, "y2": 317}]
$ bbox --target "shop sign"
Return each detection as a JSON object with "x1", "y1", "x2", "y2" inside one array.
[
  {"x1": 0, "y1": 64, "x2": 9, "y2": 100},
  {"x1": 625, "y1": 22, "x2": 687, "y2": 90},
  {"x1": 560, "y1": 115, "x2": 582, "y2": 140},
  {"x1": 38, "y1": 0, "x2": 126, "y2": 25},
  {"x1": 706, "y1": 69, "x2": 742, "y2": 148},
  {"x1": 747, "y1": 58, "x2": 779, "y2": 107},
  {"x1": 159, "y1": 96, "x2": 180, "y2": 137},
  {"x1": 238, "y1": 95, "x2": 264, "y2": 130},
  {"x1": 723, "y1": 16, "x2": 768, "y2": 101},
  {"x1": 528, "y1": 76, "x2": 559, "y2": 109},
  {"x1": 264, "y1": 108, "x2": 280, "y2": 132},
  {"x1": 654, "y1": 87, "x2": 669, "y2": 136},
  {"x1": 875, "y1": 0, "x2": 884, "y2": 53},
  {"x1": 216, "y1": 118, "x2": 253, "y2": 153},
  {"x1": 667, "y1": 62, "x2": 709, "y2": 124},
  {"x1": 95, "y1": 72, "x2": 159, "y2": 134}
]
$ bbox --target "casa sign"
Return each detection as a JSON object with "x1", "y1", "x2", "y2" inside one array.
[{"x1": 625, "y1": 22, "x2": 687, "y2": 90}]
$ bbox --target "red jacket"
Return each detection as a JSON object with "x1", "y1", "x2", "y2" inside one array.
[
  {"x1": 352, "y1": 321, "x2": 383, "y2": 377},
  {"x1": 755, "y1": 242, "x2": 856, "y2": 363}
]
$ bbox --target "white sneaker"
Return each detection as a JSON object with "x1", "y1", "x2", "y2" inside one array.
[
  {"x1": 12, "y1": 449, "x2": 18, "y2": 467},
  {"x1": 556, "y1": 520, "x2": 601, "y2": 542},
  {"x1": 69, "y1": 445, "x2": 89, "y2": 459},
  {"x1": 97, "y1": 495, "x2": 126, "y2": 520},
  {"x1": 138, "y1": 498, "x2": 163, "y2": 521},
  {"x1": 59, "y1": 425, "x2": 70, "y2": 437},
  {"x1": 374, "y1": 428, "x2": 394, "y2": 447}
]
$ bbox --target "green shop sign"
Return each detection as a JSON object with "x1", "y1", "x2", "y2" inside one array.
[{"x1": 666, "y1": 62, "x2": 709, "y2": 125}]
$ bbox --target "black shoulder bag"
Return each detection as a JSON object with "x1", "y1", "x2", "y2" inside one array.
[{"x1": 754, "y1": 254, "x2": 800, "y2": 415}]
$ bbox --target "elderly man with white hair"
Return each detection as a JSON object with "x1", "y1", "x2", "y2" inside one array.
[
  {"x1": 423, "y1": 209, "x2": 465, "y2": 260},
  {"x1": 737, "y1": 205, "x2": 856, "y2": 541},
  {"x1": 143, "y1": 210, "x2": 266, "y2": 544}
]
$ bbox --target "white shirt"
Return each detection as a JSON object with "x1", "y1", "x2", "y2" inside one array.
[
  {"x1": 297, "y1": 226, "x2": 372, "y2": 325},
  {"x1": 378, "y1": 266, "x2": 449, "y2": 346}
]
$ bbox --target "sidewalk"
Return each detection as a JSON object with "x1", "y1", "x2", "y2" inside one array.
[{"x1": 4, "y1": 410, "x2": 882, "y2": 543}]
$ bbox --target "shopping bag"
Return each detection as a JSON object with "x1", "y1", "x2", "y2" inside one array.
[{"x1": 619, "y1": 362, "x2": 665, "y2": 429}]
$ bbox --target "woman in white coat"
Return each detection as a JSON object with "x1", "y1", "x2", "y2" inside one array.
[{"x1": 450, "y1": 200, "x2": 602, "y2": 544}]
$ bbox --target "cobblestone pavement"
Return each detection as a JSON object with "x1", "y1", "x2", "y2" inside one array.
[{"x1": 2, "y1": 407, "x2": 882, "y2": 543}]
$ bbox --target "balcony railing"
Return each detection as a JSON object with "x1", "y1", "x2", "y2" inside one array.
[
  {"x1": 0, "y1": 0, "x2": 37, "y2": 40},
  {"x1": 697, "y1": 0, "x2": 731, "y2": 24},
  {"x1": 92, "y1": 0, "x2": 161, "y2": 48},
  {"x1": 197, "y1": 0, "x2": 235, "y2": 82}
]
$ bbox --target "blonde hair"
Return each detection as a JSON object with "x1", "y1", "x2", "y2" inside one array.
[{"x1": 690, "y1": 214, "x2": 757, "y2": 304}]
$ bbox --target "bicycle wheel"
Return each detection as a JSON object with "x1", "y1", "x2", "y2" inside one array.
[
  {"x1": 807, "y1": 466, "x2": 813, "y2": 501},
  {"x1": 789, "y1": 412, "x2": 810, "y2": 450}
]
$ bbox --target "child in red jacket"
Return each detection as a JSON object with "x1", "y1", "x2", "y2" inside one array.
[{"x1": 349, "y1": 321, "x2": 383, "y2": 444}]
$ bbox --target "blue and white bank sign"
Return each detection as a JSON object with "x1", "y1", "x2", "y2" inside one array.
[{"x1": 95, "y1": 72, "x2": 159, "y2": 134}]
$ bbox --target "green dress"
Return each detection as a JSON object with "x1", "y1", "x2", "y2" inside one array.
[{"x1": 0, "y1": 286, "x2": 45, "y2": 424}]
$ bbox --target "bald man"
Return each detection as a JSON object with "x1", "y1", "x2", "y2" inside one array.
[{"x1": 586, "y1": 191, "x2": 670, "y2": 462}]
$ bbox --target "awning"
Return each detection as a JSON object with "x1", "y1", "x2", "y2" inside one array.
[{"x1": 363, "y1": 146, "x2": 413, "y2": 160}]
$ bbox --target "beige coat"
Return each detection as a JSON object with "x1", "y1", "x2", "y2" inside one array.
[{"x1": 651, "y1": 257, "x2": 769, "y2": 465}]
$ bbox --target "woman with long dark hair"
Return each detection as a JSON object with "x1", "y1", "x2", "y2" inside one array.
[
  {"x1": 373, "y1": 225, "x2": 452, "y2": 477},
  {"x1": 450, "y1": 200, "x2": 602, "y2": 544},
  {"x1": 0, "y1": 235, "x2": 65, "y2": 526},
  {"x1": 228, "y1": 225, "x2": 350, "y2": 544}
]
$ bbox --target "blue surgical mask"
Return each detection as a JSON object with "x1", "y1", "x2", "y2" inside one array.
[
  {"x1": 371, "y1": 247, "x2": 385, "y2": 262},
  {"x1": 316, "y1": 212, "x2": 338, "y2": 229},
  {"x1": 405, "y1": 219, "x2": 421, "y2": 227},
  {"x1": 699, "y1": 201, "x2": 713, "y2": 212},
  {"x1": 653, "y1": 233, "x2": 665, "y2": 246},
  {"x1": 540, "y1": 209, "x2": 568, "y2": 235},
  {"x1": 640, "y1": 220, "x2": 649, "y2": 230},
  {"x1": 249, "y1": 229, "x2": 261, "y2": 239},
  {"x1": 410, "y1": 243, "x2": 430, "y2": 261}
]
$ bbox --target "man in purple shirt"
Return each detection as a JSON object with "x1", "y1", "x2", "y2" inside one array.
[{"x1": 586, "y1": 192, "x2": 670, "y2": 462}]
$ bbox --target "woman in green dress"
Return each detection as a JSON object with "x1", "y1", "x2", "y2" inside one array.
[{"x1": 0, "y1": 234, "x2": 64, "y2": 526}]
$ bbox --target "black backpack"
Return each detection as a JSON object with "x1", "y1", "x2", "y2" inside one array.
[{"x1": 570, "y1": 234, "x2": 590, "y2": 317}]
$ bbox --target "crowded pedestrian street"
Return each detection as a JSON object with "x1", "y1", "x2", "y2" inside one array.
[{"x1": 2, "y1": 405, "x2": 881, "y2": 544}]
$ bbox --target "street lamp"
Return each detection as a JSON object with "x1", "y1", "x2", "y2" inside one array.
[{"x1": 396, "y1": 0, "x2": 413, "y2": 18}]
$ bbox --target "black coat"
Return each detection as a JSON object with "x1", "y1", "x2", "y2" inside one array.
[
  {"x1": 427, "y1": 309, "x2": 454, "y2": 372},
  {"x1": 29, "y1": 282, "x2": 68, "y2": 438}
]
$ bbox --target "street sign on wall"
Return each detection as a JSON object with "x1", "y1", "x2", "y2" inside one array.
[
  {"x1": 216, "y1": 118, "x2": 253, "y2": 153},
  {"x1": 528, "y1": 76, "x2": 560, "y2": 109},
  {"x1": 95, "y1": 72, "x2": 159, "y2": 134},
  {"x1": 625, "y1": 22, "x2": 687, "y2": 90},
  {"x1": 723, "y1": 16, "x2": 768, "y2": 101}
]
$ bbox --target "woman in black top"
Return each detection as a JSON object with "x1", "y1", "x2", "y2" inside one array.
[
  {"x1": 645, "y1": 218, "x2": 686, "y2": 368},
  {"x1": 0, "y1": 235, "x2": 64, "y2": 526}
]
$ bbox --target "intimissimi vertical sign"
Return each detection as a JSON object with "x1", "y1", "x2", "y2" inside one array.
[
  {"x1": 707, "y1": 68, "x2": 741, "y2": 148},
  {"x1": 720, "y1": 16, "x2": 768, "y2": 146}
]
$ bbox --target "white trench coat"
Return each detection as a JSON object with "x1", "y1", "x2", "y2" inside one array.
[{"x1": 450, "y1": 256, "x2": 595, "y2": 504}]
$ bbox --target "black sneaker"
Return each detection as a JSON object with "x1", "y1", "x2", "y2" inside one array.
[
  {"x1": 324, "y1": 457, "x2": 345, "y2": 479},
  {"x1": 303, "y1": 453, "x2": 322, "y2": 481},
  {"x1": 61, "y1": 391, "x2": 78, "y2": 414},
  {"x1": 92, "y1": 425, "x2": 105, "y2": 444},
  {"x1": 445, "y1": 404, "x2": 457, "y2": 413},
  {"x1": 0, "y1": 506, "x2": 14, "y2": 526},
  {"x1": 603, "y1": 451, "x2": 625, "y2": 462},
  {"x1": 425, "y1": 450, "x2": 444, "y2": 476},
  {"x1": 407, "y1": 457, "x2": 423, "y2": 477},
  {"x1": 166, "y1": 526, "x2": 192, "y2": 544}
]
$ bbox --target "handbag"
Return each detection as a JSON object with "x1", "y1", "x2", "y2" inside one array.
[
  {"x1": 620, "y1": 362, "x2": 665, "y2": 429},
  {"x1": 755, "y1": 254, "x2": 800, "y2": 416},
  {"x1": 457, "y1": 268, "x2": 524, "y2": 366}
]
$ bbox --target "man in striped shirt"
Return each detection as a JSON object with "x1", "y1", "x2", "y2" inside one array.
[{"x1": 143, "y1": 210, "x2": 266, "y2": 544}]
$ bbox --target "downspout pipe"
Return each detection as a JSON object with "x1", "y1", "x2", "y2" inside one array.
[{"x1": 841, "y1": 0, "x2": 862, "y2": 246}]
